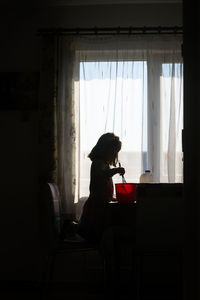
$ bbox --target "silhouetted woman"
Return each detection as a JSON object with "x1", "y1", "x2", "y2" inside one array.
[{"x1": 77, "y1": 133, "x2": 125, "y2": 244}]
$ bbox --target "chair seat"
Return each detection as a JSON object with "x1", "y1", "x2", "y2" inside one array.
[{"x1": 53, "y1": 234, "x2": 98, "y2": 253}]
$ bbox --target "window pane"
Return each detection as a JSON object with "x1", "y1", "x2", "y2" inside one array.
[
  {"x1": 160, "y1": 63, "x2": 183, "y2": 182},
  {"x1": 79, "y1": 61, "x2": 147, "y2": 198}
]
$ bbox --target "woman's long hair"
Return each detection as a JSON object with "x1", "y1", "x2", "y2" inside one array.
[{"x1": 88, "y1": 133, "x2": 121, "y2": 166}]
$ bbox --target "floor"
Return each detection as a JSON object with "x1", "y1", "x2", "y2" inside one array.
[
  {"x1": 0, "y1": 250, "x2": 182, "y2": 300},
  {"x1": 0, "y1": 271, "x2": 181, "y2": 300}
]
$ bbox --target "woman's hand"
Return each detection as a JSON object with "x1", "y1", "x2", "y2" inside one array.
[
  {"x1": 108, "y1": 167, "x2": 125, "y2": 177},
  {"x1": 116, "y1": 167, "x2": 125, "y2": 176}
]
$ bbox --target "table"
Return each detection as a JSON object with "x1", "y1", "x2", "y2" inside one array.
[
  {"x1": 103, "y1": 201, "x2": 137, "y2": 296},
  {"x1": 104, "y1": 201, "x2": 137, "y2": 248},
  {"x1": 107, "y1": 201, "x2": 136, "y2": 227}
]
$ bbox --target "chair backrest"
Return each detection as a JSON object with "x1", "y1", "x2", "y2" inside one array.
[
  {"x1": 136, "y1": 183, "x2": 184, "y2": 250},
  {"x1": 47, "y1": 182, "x2": 63, "y2": 239}
]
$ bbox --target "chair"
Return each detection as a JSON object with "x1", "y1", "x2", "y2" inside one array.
[
  {"x1": 41, "y1": 183, "x2": 102, "y2": 299},
  {"x1": 134, "y1": 183, "x2": 184, "y2": 299}
]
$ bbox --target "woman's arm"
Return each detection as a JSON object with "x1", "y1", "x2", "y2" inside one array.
[
  {"x1": 92, "y1": 160, "x2": 125, "y2": 178},
  {"x1": 105, "y1": 167, "x2": 125, "y2": 177}
]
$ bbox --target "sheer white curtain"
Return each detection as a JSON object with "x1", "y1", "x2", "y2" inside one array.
[
  {"x1": 75, "y1": 35, "x2": 183, "y2": 200},
  {"x1": 56, "y1": 35, "x2": 183, "y2": 216},
  {"x1": 78, "y1": 56, "x2": 147, "y2": 198}
]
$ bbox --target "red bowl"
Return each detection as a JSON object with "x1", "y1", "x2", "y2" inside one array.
[{"x1": 115, "y1": 183, "x2": 138, "y2": 203}]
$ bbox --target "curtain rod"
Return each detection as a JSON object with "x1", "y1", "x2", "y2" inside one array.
[{"x1": 37, "y1": 26, "x2": 183, "y2": 36}]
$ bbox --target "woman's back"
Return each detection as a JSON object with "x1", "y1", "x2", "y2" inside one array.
[{"x1": 89, "y1": 159, "x2": 113, "y2": 202}]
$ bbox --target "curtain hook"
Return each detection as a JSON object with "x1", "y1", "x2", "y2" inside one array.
[
  {"x1": 94, "y1": 27, "x2": 98, "y2": 35},
  {"x1": 117, "y1": 27, "x2": 121, "y2": 35},
  {"x1": 143, "y1": 26, "x2": 147, "y2": 34}
]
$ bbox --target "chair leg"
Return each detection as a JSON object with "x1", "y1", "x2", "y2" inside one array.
[
  {"x1": 178, "y1": 253, "x2": 183, "y2": 300},
  {"x1": 41, "y1": 253, "x2": 56, "y2": 300},
  {"x1": 103, "y1": 256, "x2": 114, "y2": 299},
  {"x1": 103, "y1": 256, "x2": 116, "y2": 291},
  {"x1": 103, "y1": 257, "x2": 109, "y2": 291},
  {"x1": 131, "y1": 249, "x2": 137, "y2": 298},
  {"x1": 103, "y1": 252, "x2": 121, "y2": 299},
  {"x1": 136, "y1": 255, "x2": 142, "y2": 300}
]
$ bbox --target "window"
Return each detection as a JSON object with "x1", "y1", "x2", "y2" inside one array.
[
  {"x1": 78, "y1": 50, "x2": 183, "y2": 198},
  {"x1": 160, "y1": 63, "x2": 183, "y2": 182}
]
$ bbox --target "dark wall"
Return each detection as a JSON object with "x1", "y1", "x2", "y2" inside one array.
[
  {"x1": 0, "y1": 3, "x2": 182, "y2": 282},
  {"x1": 0, "y1": 3, "x2": 182, "y2": 70},
  {"x1": 183, "y1": 0, "x2": 200, "y2": 298}
]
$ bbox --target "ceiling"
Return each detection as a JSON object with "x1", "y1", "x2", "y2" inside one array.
[{"x1": 0, "y1": 0, "x2": 182, "y2": 6}]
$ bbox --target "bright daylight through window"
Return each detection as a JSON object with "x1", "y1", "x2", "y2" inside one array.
[{"x1": 79, "y1": 60, "x2": 183, "y2": 199}]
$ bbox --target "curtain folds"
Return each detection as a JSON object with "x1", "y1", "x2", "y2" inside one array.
[
  {"x1": 39, "y1": 36, "x2": 57, "y2": 184},
  {"x1": 56, "y1": 37, "x2": 79, "y2": 219}
]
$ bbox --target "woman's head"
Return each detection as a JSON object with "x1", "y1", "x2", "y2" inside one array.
[{"x1": 88, "y1": 133, "x2": 122, "y2": 166}]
